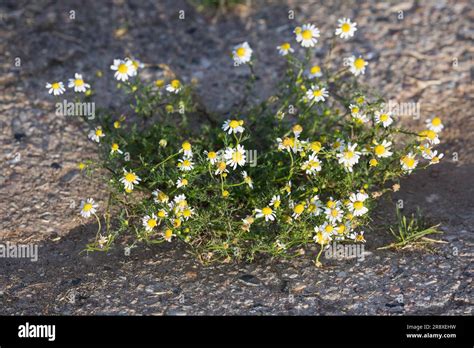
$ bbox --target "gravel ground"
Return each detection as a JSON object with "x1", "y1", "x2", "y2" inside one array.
[{"x1": 0, "y1": 0, "x2": 473, "y2": 315}]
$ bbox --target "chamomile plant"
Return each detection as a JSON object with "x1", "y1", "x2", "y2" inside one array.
[{"x1": 55, "y1": 19, "x2": 444, "y2": 265}]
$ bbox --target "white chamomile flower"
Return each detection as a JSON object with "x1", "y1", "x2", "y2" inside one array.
[
  {"x1": 352, "y1": 112, "x2": 369, "y2": 123},
  {"x1": 110, "y1": 59, "x2": 136, "y2": 82},
  {"x1": 232, "y1": 42, "x2": 252, "y2": 66},
  {"x1": 348, "y1": 192, "x2": 369, "y2": 216},
  {"x1": 426, "y1": 150, "x2": 444, "y2": 165},
  {"x1": 176, "y1": 178, "x2": 189, "y2": 188},
  {"x1": 45, "y1": 81, "x2": 65, "y2": 96},
  {"x1": 425, "y1": 117, "x2": 444, "y2": 133},
  {"x1": 400, "y1": 152, "x2": 418, "y2": 173},
  {"x1": 126, "y1": 57, "x2": 144, "y2": 75},
  {"x1": 332, "y1": 138, "x2": 346, "y2": 151},
  {"x1": 242, "y1": 171, "x2": 253, "y2": 189},
  {"x1": 337, "y1": 143, "x2": 361, "y2": 172},
  {"x1": 374, "y1": 110, "x2": 394, "y2": 128},
  {"x1": 163, "y1": 229, "x2": 175, "y2": 242},
  {"x1": 307, "y1": 195, "x2": 322, "y2": 217},
  {"x1": 224, "y1": 144, "x2": 246, "y2": 169},
  {"x1": 142, "y1": 213, "x2": 158, "y2": 232},
  {"x1": 152, "y1": 189, "x2": 169, "y2": 204},
  {"x1": 277, "y1": 42, "x2": 294, "y2": 56},
  {"x1": 307, "y1": 65, "x2": 323, "y2": 79},
  {"x1": 373, "y1": 140, "x2": 393, "y2": 158},
  {"x1": 292, "y1": 203, "x2": 305, "y2": 219},
  {"x1": 166, "y1": 79, "x2": 182, "y2": 94},
  {"x1": 180, "y1": 141, "x2": 193, "y2": 158},
  {"x1": 346, "y1": 55, "x2": 368, "y2": 76},
  {"x1": 294, "y1": 23, "x2": 320, "y2": 48},
  {"x1": 306, "y1": 86, "x2": 328, "y2": 102},
  {"x1": 418, "y1": 130, "x2": 440, "y2": 145},
  {"x1": 314, "y1": 224, "x2": 334, "y2": 245},
  {"x1": 335, "y1": 18, "x2": 357, "y2": 39},
  {"x1": 325, "y1": 204, "x2": 344, "y2": 223},
  {"x1": 120, "y1": 168, "x2": 141, "y2": 191},
  {"x1": 79, "y1": 198, "x2": 98, "y2": 218},
  {"x1": 88, "y1": 126, "x2": 105, "y2": 143},
  {"x1": 222, "y1": 119, "x2": 244, "y2": 134},
  {"x1": 174, "y1": 194, "x2": 187, "y2": 206},
  {"x1": 178, "y1": 158, "x2": 194, "y2": 171},
  {"x1": 349, "y1": 231, "x2": 366, "y2": 243},
  {"x1": 205, "y1": 150, "x2": 218, "y2": 165},
  {"x1": 255, "y1": 206, "x2": 276, "y2": 222},
  {"x1": 215, "y1": 161, "x2": 229, "y2": 175},
  {"x1": 301, "y1": 153, "x2": 322, "y2": 175},
  {"x1": 68, "y1": 73, "x2": 90, "y2": 93},
  {"x1": 182, "y1": 206, "x2": 195, "y2": 221},
  {"x1": 110, "y1": 143, "x2": 123, "y2": 155},
  {"x1": 270, "y1": 195, "x2": 281, "y2": 208},
  {"x1": 277, "y1": 136, "x2": 301, "y2": 153}
]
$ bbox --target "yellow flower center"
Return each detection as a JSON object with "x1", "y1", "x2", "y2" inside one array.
[
  {"x1": 353, "y1": 201, "x2": 364, "y2": 210},
  {"x1": 208, "y1": 151, "x2": 217, "y2": 159},
  {"x1": 157, "y1": 210, "x2": 166, "y2": 218},
  {"x1": 183, "y1": 209, "x2": 192, "y2": 217},
  {"x1": 262, "y1": 207, "x2": 273, "y2": 216},
  {"x1": 164, "y1": 229, "x2": 173, "y2": 239},
  {"x1": 180, "y1": 179, "x2": 188, "y2": 186},
  {"x1": 313, "y1": 90, "x2": 323, "y2": 97},
  {"x1": 282, "y1": 137, "x2": 295, "y2": 148},
  {"x1": 354, "y1": 58, "x2": 366, "y2": 69},
  {"x1": 95, "y1": 129, "x2": 103, "y2": 136},
  {"x1": 344, "y1": 151, "x2": 354, "y2": 159},
  {"x1": 155, "y1": 79, "x2": 165, "y2": 87},
  {"x1": 114, "y1": 121, "x2": 121, "y2": 128},
  {"x1": 310, "y1": 141, "x2": 321, "y2": 152},
  {"x1": 281, "y1": 43, "x2": 291, "y2": 50},
  {"x1": 327, "y1": 201, "x2": 335, "y2": 208},
  {"x1": 324, "y1": 225, "x2": 334, "y2": 233},
  {"x1": 351, "y1": 106, "x2": 359, "y2": 114},
  {"x1": 341, "y1": 23, "x2": 351, "y2": 32},
  {"x1": 83, "y1": 203, "x2": 93, "y2": 212},
  {"x1": 310, "y1": 65, "x2": 321, "y2": 74},
  {"x1": 218, "y1": 162, "x2": 227, "y2": 171},
  {"x1": 402, "y1": 156, "x2": 415, "y2": 168},
  {"x1": 379, "y1": 114, "x2": 389, "y2": 122},
  {"x1": 294, "y1": 204, "x2": 305, "y2": 214},
  {"x1": 182, "y1": 142, "x2": 191, "y2": 151},
  {"x1": 111, "y1": 143, "x2": 119, "y2": 151},
  {"x1": 432, "y1": 117, "x2": 441, "y2": 126},
  {"x1": 331, "y1": 209, "x2": 339, "y2": 217},
  {"x1": 232, "y1": 151, "x2": 243, "y2": 162},
  {"x1": 125, "y1": 173, "x2": 136, "y2": 182},
  {"x1": 337, "y1": 224, "x2": 345, "y2": 234},
  {"x1": 52, "y1": 82, "x2": 60, "y2": 90},
  {"x1": 229, "y1": 120, "x2": 239, "y2": 129},
  {"x1": 182, "y1": 160, "x2": 191, "y2": 167},
  {"x1": 118, "y1": 64, "x2": 128, "y2": 73},
  {"x1": 173, "y1": 219, "x2": 181, "y2": 228},
  {"x1": 301, "y1": 29, "x2": 313, "y2": 40},
  {"x1": 75, "y1": 79, "x2": 84, "y2": 87},
  {"x1": 147, "y1": 219, "x2": 157, "y2": 228},
  {"x1": 236, "y1": 47, "x2": 246, "y2": 57},
  {"x1": 374, "y1": 145, "x2": 385, "y2": 156},
  {"x1": 369, "y1": 159, "x2": 378, "y2": 167},
  {"x1": 273, "y1": 200, "x2": 281, "y2": 208},
  {"x1": 171, "y1": 80, "x2": 180, "y2": 89}
]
